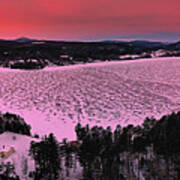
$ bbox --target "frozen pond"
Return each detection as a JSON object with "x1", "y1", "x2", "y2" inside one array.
[{"x1": 0, "y1": 57, "x2": 180, "y2": 140}]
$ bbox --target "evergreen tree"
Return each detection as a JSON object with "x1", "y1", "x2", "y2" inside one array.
[{"x1": 29, "y1": 133, "x2": 61, "y2": 180}]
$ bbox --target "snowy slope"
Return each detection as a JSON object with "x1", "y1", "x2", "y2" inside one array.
[
  {"x1": 0, "y1": 132, "x2": 39, "y2": 179},
  {"x1": 0, "y1": 57, "x2": 180, "y2": 141},
  {"x1": 0, "y1": 132, "x2": 83, "y2": 180}
]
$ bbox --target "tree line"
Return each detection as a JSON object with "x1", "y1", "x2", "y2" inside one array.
[
  {"x1": 29, "y1": 111, "x2": 180, "y2": 180},
  {"x1": 1, "y1": 111, "x2": 180, "y2": 179},
  {"x1": 0, "y1": 112, "x2": 31, "y2": 136}
]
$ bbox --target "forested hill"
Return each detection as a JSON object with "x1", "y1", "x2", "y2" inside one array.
[{"x1": 0, "y1": 39, "x2": 179, "y2": 69}]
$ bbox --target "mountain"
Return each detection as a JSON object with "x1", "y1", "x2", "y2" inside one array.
[{"x1": 13, "y1": 37, "x2": 36, "y2": 43}]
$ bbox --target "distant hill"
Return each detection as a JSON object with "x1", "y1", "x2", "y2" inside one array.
[
  {"x1": 13, "y1": 37, "x2": 36, "y2": 43},
  {"x1": 167, "y1": 41, "x2": 180, "y2": 50},
  {"x1": 0, "y1": 38, "x2": 179, "y2": 70},
  {"x1": 103, "y1": 40, "x2": 165, "y2": 47},
  {"x1": 130, "y1": 40, "x2": 165, "y2": 47}
]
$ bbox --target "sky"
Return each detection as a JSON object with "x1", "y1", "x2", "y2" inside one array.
[{"x1": 0, "y1": 0, "x2": 180, "y2": 41}]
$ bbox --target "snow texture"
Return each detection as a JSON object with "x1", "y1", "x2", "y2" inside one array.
[{"x1": 0, "y1": 57, "x2": 180, "y2": 141}]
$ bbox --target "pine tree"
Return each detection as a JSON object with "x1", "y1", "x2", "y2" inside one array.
[{"x1": 29, "y1": 133, "x2": 61, "y2": 180}]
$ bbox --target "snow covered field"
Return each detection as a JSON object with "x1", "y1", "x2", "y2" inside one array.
[{"x1": 0, "y1": 57, "x2": 180, "y2": 140}]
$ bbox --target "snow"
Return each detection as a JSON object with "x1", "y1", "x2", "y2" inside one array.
[
  {"x1": 151, "y1": 49, "x2": 180, "y2": 58},
  {"x1": 0, "y1": 67, "x2": 26, "y2": 72},
  {"x1": 31, "y1": 41, "x2": 45, "y2": 44},
  {"x1": 0, "y1": 132, "x2": 82, "y2": 179},
  {"x1": 151, "y1": 49, "x2": 167, "y2": 57},
  {"x1": 60, "y1": 55, "x2": 69, "y2": 58},
  {"x1": 119, "y1": 54, "x2": 140, "y2": 59},
  {"x1": 0, "y1": 132, "x2": 39, "y2": 179},
  {"x1": 0, "y1": 57, "x2": 180, "y2": 141}
]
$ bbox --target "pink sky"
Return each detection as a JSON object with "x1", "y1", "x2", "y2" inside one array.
[{"x1": 0, "y1": 0, "x2": 180, "y2": 41}]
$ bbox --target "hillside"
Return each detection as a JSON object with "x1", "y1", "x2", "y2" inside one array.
[
  {"x1": 0, "y1": 39, "x2": 179, "y2": 70},
  {"x1": 0, "y1": 57, "x2": 180, "y2": 141}
]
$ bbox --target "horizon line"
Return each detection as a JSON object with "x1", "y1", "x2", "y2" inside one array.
[{"x1": 0, "y1": 36, "x2": 178, "y2": 43}]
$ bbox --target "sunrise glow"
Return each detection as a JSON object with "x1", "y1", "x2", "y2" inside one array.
[{"x1": 0, "y1": 0, "x2": 180, "y2": 41}]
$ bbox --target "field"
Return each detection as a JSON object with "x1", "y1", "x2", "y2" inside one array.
[{"x1": 0, "y1": 57, "x2": 180, "y2": 140}]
